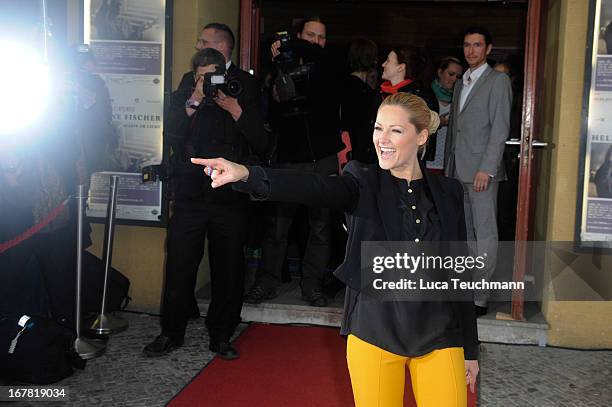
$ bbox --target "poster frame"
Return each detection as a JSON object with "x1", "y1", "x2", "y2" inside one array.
[
  {"x1": 79, "y1": 0, "x2": 173, "y2": 228},
  {"x1": 575, "y1": 0, "x2": 612, "y2": 253}
]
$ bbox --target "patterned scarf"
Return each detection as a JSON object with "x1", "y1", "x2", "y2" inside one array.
[{"x1": 431, "y1": 79, "x2": 453, "y2": 103}]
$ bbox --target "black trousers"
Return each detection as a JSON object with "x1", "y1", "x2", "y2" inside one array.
[
  {"x1": 161, "y1": 201, "x2": 248, "y2": 343},
  {"x1": 256, "y1": 154, "x2": 338, "y2": 293}
]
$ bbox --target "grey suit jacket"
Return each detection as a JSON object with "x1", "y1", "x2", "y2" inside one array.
[{"x1": 444, "y1": 65, "x2": 512, "y2": 183}]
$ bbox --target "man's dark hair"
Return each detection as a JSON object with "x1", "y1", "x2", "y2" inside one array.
[
  {"x1": 191, "y1": 47, "x2": 226, "y2": 74},
  {"x1": 296, "y1": 16, "x2": 324, "y2": 35},
  {"x1": 347, "y1": 39, "x2": 378, "y2": 73},
  {"x1": 463, "y1": 26, "x2": 493, "y2": 46},
  {"x1": 203, "y1": 22, "x2": 235, "y2": 52}
]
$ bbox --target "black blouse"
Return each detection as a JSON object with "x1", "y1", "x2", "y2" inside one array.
[
  {"x1": 235, "y1": 165, "x2": 479, "y2": 360},
  {"x1": 340, "y1": 177, "x2": 473, "y2": 358},
  {"x1": 395, "y1": 178, "x2": 440, "y2": 242}
]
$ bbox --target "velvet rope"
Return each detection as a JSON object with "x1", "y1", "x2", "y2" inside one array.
[{"x1": 0, "y1": 198, "x2": 70, "y2": 254}]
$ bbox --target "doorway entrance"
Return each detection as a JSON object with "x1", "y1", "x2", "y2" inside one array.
[{"x1": 240, "y1": 0, "x2": 547, "y2": 321}]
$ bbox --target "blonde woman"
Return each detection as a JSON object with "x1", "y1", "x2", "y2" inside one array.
[{"x1": 192, "y1": 93, "x2": 478, "y2": 406}]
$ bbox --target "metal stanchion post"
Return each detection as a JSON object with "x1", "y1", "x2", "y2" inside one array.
[
  {"x1": 89, "y1": 175, "x2": 128, "y2": 335},
  {"x1": 74, "y1": 184, "x2": 106, "y2": 359}
]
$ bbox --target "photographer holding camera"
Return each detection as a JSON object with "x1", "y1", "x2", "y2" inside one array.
[
  {"x1": 243, "y1": 17, "x2": 343, "y2": 307},
  {"x1": 143, "y1": 23, "x2": 267, "y2": 360}
]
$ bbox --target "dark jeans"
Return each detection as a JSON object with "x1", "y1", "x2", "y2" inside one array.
[
  {"x1": 256, "y1": 154, "x2": 338, "y2": 293},
  {"x1": 161, "y1": 201, "x2": 248, "y2": 342}
]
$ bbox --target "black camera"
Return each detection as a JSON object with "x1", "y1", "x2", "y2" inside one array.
[
  {"x1": 273, "y1": 31, "x2": 316, "y2": 115},
  {"x1": 274, "y1": 31, "x2": 294, "y2": 62},
  {"x1": 202, "y1": 73, "x2": 244, "y2": 105}
]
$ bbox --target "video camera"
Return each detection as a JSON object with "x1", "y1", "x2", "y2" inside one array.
[{"x1": 273, "y1": 31, "x2": 316, "y2": 115}]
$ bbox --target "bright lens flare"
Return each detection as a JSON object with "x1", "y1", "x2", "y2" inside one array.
[{"x1": 0, "y1": 40, "x2": 49, "y2": 135}]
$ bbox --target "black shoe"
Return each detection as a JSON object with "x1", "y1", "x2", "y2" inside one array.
[
  {"x1": 244, "y1": 284, "x2": 278, "y2": 304},
  {"x1": 302, "y1": 288, "x2": 328, "y2": 307},
  {"x1": 143, "y1": 335, "x2": 184, "y2": 357},
  {"x1": 209, "y1": 340, "x2": 239, "y2": 360},
  {"x1": 475, "y1": 305, "x2": 488, "y2": 317}
]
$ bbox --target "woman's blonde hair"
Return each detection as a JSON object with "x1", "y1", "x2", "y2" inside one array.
[{"x1": 380, "y1": 92, "x2": 440, "y2": 136}]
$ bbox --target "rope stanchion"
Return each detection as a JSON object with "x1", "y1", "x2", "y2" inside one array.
[
  {"x1": 73, "y1": 184, "x2": 106, "y2": 359},
  {"x1": 89, "y1": 175, "x2": 128, "y2": 335},
  {"x1": 0, "y1": 199, "x2": 70, "y2": 254}
]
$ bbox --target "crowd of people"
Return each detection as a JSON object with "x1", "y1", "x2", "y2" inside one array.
[
  {"x1": 0, "y1": 15, "x2": 515, "y2": 406},
  {"x1": 141, "y1": 18, "x2": 513, "y2": 406}
]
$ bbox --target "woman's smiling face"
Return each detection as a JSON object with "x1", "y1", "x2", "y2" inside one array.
[{"x1": 373, "y1": 105, "x2": 428, "y2": 172}]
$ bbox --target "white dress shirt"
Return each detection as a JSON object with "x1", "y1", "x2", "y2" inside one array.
[{"x1": 459, "y1": 63, "x2": 489, "y2": 112}]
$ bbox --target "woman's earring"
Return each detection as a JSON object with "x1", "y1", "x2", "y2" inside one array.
[{"x1": 420, "y1": 143, "x2": 427, "y2": 160}]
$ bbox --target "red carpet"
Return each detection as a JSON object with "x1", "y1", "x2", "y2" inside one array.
[{"x1": 169, "y1": 324, "x2": 477, "y2": 407}]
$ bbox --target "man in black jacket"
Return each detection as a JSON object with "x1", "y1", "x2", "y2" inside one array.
[
  {"x1": 243, "y1": 17, "x2": 343, "y2": 307},
  {"x1": 143, "y1": 23, "x2": 267, "y2": 359}
]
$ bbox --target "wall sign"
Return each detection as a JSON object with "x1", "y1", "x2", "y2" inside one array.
[
  {"x1": 577, "y1": 0, "x2": 612, "y2": 250},
  {"x1": 82, "y1": 0, "x2": 171, "y2": 225}
]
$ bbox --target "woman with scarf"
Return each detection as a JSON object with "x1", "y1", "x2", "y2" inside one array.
[
  {"x1": 380, "y1": 46, "x2": 439, "y2": 162},
  {"x1": 427, "y1": 56, "x2": 464, "y2": 174}
]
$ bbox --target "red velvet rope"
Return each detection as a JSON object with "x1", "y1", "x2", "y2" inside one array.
[{"x1": 0, "y1": 199, "x2": 69, "y2": 254}]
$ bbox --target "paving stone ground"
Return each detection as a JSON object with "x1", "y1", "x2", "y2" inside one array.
[
  {"x1": 6, "y1": 312, "x2": 612, "y2": 406},
  {"x1": 479, "y1": 342, "x2": 612, "y2": 406}
]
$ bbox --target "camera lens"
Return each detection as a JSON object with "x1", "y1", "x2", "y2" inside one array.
[{"x1": 226, "y1": 79, "x2": 243, "y2": 97}]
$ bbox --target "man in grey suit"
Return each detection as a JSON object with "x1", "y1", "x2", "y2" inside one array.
[{"x1": 445, "y1": 27, "x2": 512, "y2": 316}]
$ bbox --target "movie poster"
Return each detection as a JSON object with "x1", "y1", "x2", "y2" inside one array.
[
  {"x1": 578, "y1": 0, "x2": 612, "y2": 248},
  {"x1": 83, "y1": 0, "x2": 166, "y2": 223}
]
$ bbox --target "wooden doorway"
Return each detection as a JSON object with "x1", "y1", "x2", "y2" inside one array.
[
  {"x1": 239, "y1": 0, "x2": 260, "y2": 73},
  {"x1": 512, "y1": 0, "x2": 547, "y2": 320}
]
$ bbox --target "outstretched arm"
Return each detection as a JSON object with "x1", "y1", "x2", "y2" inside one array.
[{"x1": 191, "y1": 158, "x2": 359, "y2": 211}]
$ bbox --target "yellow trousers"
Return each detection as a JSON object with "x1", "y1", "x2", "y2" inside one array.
[{"x1": 346, "y1": 334, "x2": 467, "y2": 407}]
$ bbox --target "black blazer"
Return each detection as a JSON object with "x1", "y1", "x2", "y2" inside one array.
[
  {"x1": 167, "y1": 65, "x2": 268, "y2": 161},
  {"x1": 236, "y1": 160, "x2": 479, "y2": 358},
  {"x1": 165, "y1": 64, "x2": 268, "y2": 205}
]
